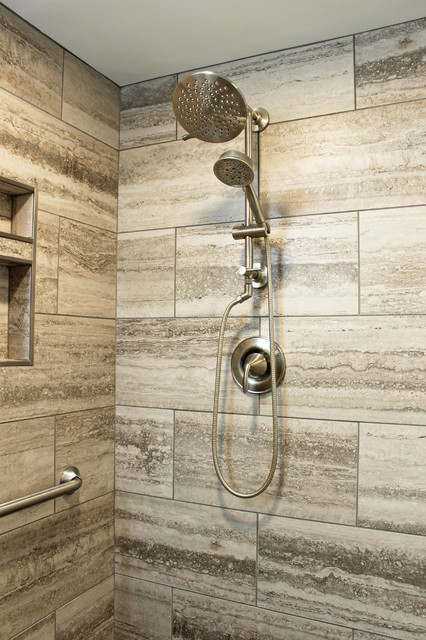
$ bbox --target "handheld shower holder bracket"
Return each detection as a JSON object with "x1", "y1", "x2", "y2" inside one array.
[{"x1": 237, "y1": 263, "x2": 267, "y2": 288}]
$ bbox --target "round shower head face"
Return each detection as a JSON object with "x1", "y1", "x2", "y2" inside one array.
[
  {"x1": 172, "y1": 71, "x2": 248, "y2": 143},
  {"x1": 213, "y1": 150, "x2": 254, "y2": 187}
]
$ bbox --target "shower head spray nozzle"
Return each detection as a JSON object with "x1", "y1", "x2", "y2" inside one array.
[
  {"x1": 214, "y1": 150, "x2": 268, "y2": 230},
  {"x1": 172, "y1": 71, "x2": 248, "y2": 143}
]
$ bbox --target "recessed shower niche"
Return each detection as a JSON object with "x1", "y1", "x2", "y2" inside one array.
[{"x1": 0, "y1": 177, "x2": 37, "y2": 366}]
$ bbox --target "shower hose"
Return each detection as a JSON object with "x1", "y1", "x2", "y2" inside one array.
[{"x1": 212, "y1": 235, "x2": 278, "y2": 498}]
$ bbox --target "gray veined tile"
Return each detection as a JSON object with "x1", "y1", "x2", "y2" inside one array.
[
  {"x1": 174, "y1": 411, "x2": 357, "y2": 524},
  {"x1": 184, "y1": 36, "x2": 354, "y2": 124},
  {"x1": 115, "y1": 406, "x2": 174, "y2": 498},
  {"x1": 115, "y1": 492, "x2": 257, "y2": 604},
  {"x1": 58, "y1": 218, "x2": 116, "y2": 318},
  {"x1": 56, "y1": 576, "x2": 114, "y2": 640},
  {"x1": 356, "y1": 18, "x2": 426, "y2": 108},
  {"x1": 0, "y1": 4, "x2": 63, "y2": 117},
  {"x1": 173, "y1": 589, "x2": 352, "y2": 640},
  {"x1": 353, "y1": 632, "x2": 402, "y2": 640},
  {"x1": 358, "y1": 422, "x2": 426, "y2": 535},
  {"x1": 11, "y1": 615, "x2": 55, "y2": 640},
  {"x1": 258, "y1": 516, "x2": 426, "y2": 639},
  {"x1": 0, "y1": 88, "x2": 118, "y2": 232},
  {"x1": 115, "y1": 574, "x2": 172, "y2": 640},
  {"x1": 118, "y1": 135, "x2": 245, "y2": 233},
  {"x1": 116, "y1": 316, "x2": 259, "y2": 414},
  {"x1": 117, "y1": 228, "x2": 175, "y2": 318},
  {"x1": 63, "y1": 52, "x2": 120, "y2": 148},
  {"x1": 0, "y1": 416, "x2": 54, "y2": 534},
  {"x1": 35, "y1": 210, "x2": 59, "y2": 314},
  {"x1": 260, "y1": 315, "x2": 426, "y2": 425},
  {"x1": 55, "y1": 407, "x2": 115, "y2": 512},
  {"x1": 120, "y1": 74, "x2": 177, "y2": 149},
  {"x1": 359, "y1": 206, "x2": 426, "y2": 315},
  {"x1": 261, "y1": 100, "x2": 425, "y2": 218}
]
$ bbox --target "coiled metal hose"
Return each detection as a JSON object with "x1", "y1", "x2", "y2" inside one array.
[{"x1": 212, "y1": 235, "x2": 278, "y2": 498}]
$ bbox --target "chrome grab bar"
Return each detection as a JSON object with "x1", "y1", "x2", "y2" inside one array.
[{"x1": 0, "y1": 466, "x2": 82, "y2": 517}]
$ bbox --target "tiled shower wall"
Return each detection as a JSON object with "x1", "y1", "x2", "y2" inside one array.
[
  {"x1": 0, "y1": 5, "x2": 118, "y2": 639},
  {"x1": 116, "y1": 17, "x2": 426, "y2": 640}
]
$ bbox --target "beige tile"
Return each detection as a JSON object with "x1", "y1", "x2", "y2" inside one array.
[
  {"x1": 56, "y1": 576, "x2": 114, "y2": 640},
  {"x1": 116, "y1": 406, "x2": 174, "y2": 498},
  {"x1": 58, "y1": 219, "x2": 116, "y2": 318},
  {"x1": 1, "y1": 493, "x2": 114, "y2": 638},
  {"x1": 0, "y1": 314, "x2": 115, "y2": 422},
  {"x1": 0, "y1": 191, "x2": 12, "y2": 233},
  {"x1": 117, "y1": 228, "x2": 175, "y2": 318},
  {"x1": 55, "y1": 407, "x2": 115, "y2": 511},
  {"x1": 0, "y1": 88, "x2": 118, "y2": 232},
  {"x1": 260, "y1": 315, "x2": 426, "y2": 425},
  {"x1": 7, "y1": 263, "x2": 32, "y2": 360},
  {"x1": 63, "y1": 52, "x2": 119, "y2": 148},
  {"x1": 175, "y1": 411, "x2": 357, "y2": 523},
  {"x1": 120, "y1": 75, "x2": 177, "y2": 149},
  {"x1": 11, "y1": 615, "x2": 55, "y2": 640},
  {"x1": 359, "y1": 206, "x2": 426, "y2": 314},
  {"x1": 0, "y1": 264, "x2": 7, "y2": 357},
  {"x1": 118, "y1": 136, "x2": 245, "y2": 233},
  {"x1": 173, "y1": 589, "x2": 352, "y2": 640},
  {"x1": 356, "y1": 18, "x2": 426, "y2": 108},
  {"x1": 115, "y1": 574, "x2": 171, "y2": 640},
  {"x1": 0, "y1": 5, "x2": 63, "y2": 117},
  {"x1": 116, "y1": 316, "x2": 259, "y2": 414},
  {"x1": 34, "y1": 210, "x2": 59, "y2": 314},
  {"x1": 258, "y1": 516, "x2": 426, "y2": 639},
  {"x1": 188, "y1": 36, "x2": 354, "y2": 124},
  {"x1": 0, "y1": 416, "x2": 54, "y2": 534},
  {"x1": 358, "y1": 423, "x2": 426, "y2": 535},
  {"x1": 353, "y1": 633, "x2": 400, "y2": 640},
  {"x1": 115, "y1": 492, "x2": 257, "y2": 603},
  {"x1": 0, "y1": 236, "x2": 32, "y2": 261},
  {"x1": 261, "y1": 100, "x2": 425, "y2": 218}
]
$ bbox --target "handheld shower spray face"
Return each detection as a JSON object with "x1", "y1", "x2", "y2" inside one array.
[
  {"x1": 213, "y1": 150, "x2": 269, "y2": 230},
  {"x1": 172, "y1": 71, "x2": 248, "y2": 143}
]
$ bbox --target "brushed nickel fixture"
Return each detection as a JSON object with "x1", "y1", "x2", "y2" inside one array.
[{"x1": 172, "y1": 71, "x2": 284, "y2": 498}]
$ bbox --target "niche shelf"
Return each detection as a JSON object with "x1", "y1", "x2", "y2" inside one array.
[{"x1": 0, "y1": 177, "x2": 37, "y2": 366}]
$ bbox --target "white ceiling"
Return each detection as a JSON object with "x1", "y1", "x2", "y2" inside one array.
[{"x1": 3, "y1": 0, "x2": 426, "y2": 86}]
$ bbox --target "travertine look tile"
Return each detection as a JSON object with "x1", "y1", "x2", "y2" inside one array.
[
  {"x1": 115, "y1": 574, "x2": 171, "y2": 640},
  {"x1": 116, "y1": 317, "x2": 259, "y2": 414},
  {"x1": 0, "y1": 264, "x2": 8, "y2": 357},
  {"x1": 0, "y1": 191, "x2": 11, "y2": 232},
  {"x1": 356, "y1": 18, "x2": 426, "y2": 108},
  {"x1": 173, "y1": 589, "x2": 352, "y2": 640},
  {"x1": 118, "y1": 136, "x2": 245, "y2": 233},
  {"x1": 58, "y1": 219, "x2": 116, "y2": 318},
  {"x1": 358, "y1": 423, "x2": 426, "y2": 535},
  {"x1": 115, "y1": 492, "x2": 257, "y2": 603},
  {"x1": 117, "y1": 228, "x2": 175, "y2": 318},
  {"x1": 260, "y1": 315, "x2": 426, "y2": 425},
  {"x1": 120, "y1": 75, "x2": 177, "y2": 149},
  {"x1": 56, "y1": 576, "x2": 114, "y2": 640},
  {"x1": 1, "y1": 493, "x2": 114, "y2": 638},
  {"x1": 353, "y1": 633, "x2": 401, "y2": 640},
  {"x1": 116, "y1": 406, "x2": 174, "y2": 498},
  {"x1": 0, "y1": 88, "x2": 118, "y2": 231},
  {"x1": 63, "y1": 52, "x2": 119, "y2": 148},
  {"x1": 55, "y1": 407, "x2": 115, "y2": 511},
  {"x1": 359, "y1": 206, "x2": 426, "y2": 314},
  {"x1": 175, "y1": 411, "x2": 357, "y2": 523},
  {"x1": 258, "y1": 516, "x2": 426, "y2": 639},
  {"x1": 0, "y1": 314, "x2": 115, "y2": 422},
  {"x1": 11, "y1": 615, "x2": 55, "y2": 640},
  {"x1": 0, "y1": 5, "x2": 63, "y2": 117},
  {"x1": 176, "y1": 213, "x2": 358, "y2": 317},
  {"x1": 0, "y1": 236, "x2": 32, "y2": 261},
  {"x1": 261, "y1": 100, "x2": 425, "y2": 218},
  {"x1": 35, "y1": 210, "x2": 59, "y2": 314},
  {"x1": 184, "y1": 36, "x2": 354, "y2": 124},
  {"x1": 0, "y1": 416, "x2": 54, "y2": 534}
]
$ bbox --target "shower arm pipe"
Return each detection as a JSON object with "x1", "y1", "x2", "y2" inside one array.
[{"x1": 0, "y1": 467, "x2": 82, "y2": 517}]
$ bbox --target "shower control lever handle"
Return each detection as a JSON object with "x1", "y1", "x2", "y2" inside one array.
[{"x1": 243, "y1": 353, "x2": 268, "y2": 393}]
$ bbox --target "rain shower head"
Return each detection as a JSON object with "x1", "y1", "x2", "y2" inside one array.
[
  {"x1": 214, "y1": 150, "x2": 268, "y2": 230},
  {"x1": 172, "y1": 71, "x2": 248, "y2": 143}
]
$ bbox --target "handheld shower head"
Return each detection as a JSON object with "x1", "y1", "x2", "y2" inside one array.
[
  {"x1": 172, "y1": 71, "x2": 248, "y2": 143},
  {"x1": 213, "y1": 150, "x2": 268, "y2": 230}
]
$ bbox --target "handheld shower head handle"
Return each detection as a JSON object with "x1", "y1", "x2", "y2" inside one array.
[{"x1": 244, "y1": 183, "x2": 269, "y2": 231}]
